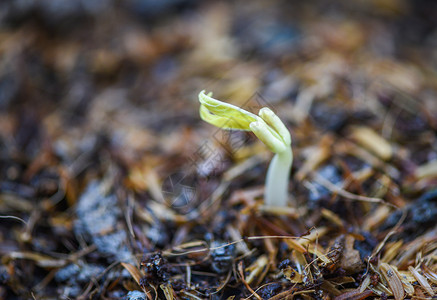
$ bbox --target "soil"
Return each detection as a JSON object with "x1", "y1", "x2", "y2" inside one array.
[{"x1": 0, "y1": 0, "x2": 436, "y2": 299}]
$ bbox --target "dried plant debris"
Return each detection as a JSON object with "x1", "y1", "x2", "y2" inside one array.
[{"x1": 1, "y1": 0, "x2": 437, "y2": 299}]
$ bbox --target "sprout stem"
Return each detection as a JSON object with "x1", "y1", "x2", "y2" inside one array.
[
  {"x1": 198, "y1": 90, "x2": 293, "y2": 207},
  {"x1": 264, "y1": 145, "x2": 293, "y2": 207}
]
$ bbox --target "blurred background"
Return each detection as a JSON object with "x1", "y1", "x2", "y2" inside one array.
[
  {"x1": 1, "y1": 0, "x2": 436, "y2": 142},
  {"x1": 1, "y1": 0, "x2": 437, "y2": 195},
  {"x1": 1, "y1": 0, "x2": 437, "y2": 299},
  {"x1": 0, "y1": 0, "x2": 436, "y2": 162}
]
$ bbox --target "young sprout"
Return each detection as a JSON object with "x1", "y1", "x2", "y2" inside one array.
[{"x1": 198, "y1": 90, "x2": 292, "y2": 207}]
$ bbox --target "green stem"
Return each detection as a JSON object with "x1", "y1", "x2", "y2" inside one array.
[{"x1": 264, "y1": 146, "x2": 293, "y2": 207}]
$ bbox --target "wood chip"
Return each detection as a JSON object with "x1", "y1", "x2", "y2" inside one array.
[
  {"x1": 333, "y1": 288, "x2": 373, "y2": 300},
  {"x1": 359, "y1": 275, "x2": 371, "y2": 293},
  {"x1": 245, "y1": 255, "x2": 268, "y2": 285},
  {"x1": 296, "y1": 134, "x2": 333, "y2": 181},
  {"x1": 7, "y1": 251, "x2": 67, "y2": 268},
  {"x1": 321, "y1": 208, "x2": 344, "y2": 227},
  {"x1": 350, "y1": 126, "x2": 393, "y2": 160},
  {"x1": 160, "y1": 283, "x2": 176, "y2": 300},
  {"x1": 422, "y1": 264, "x2": 437, "y2": 284},
  {"x1": 381, "y1": 240, "x2": 403, "y2": 263},
  {"x1": 380, "y1": 263, "x2": 405, "y2": 300},
  {"x1": 415, "y1": 159, "x2": 437, "y2": 180},
  {"x1": 121, "y1": 262, "x2": 144, "y2": 288},
  {"x1": 409, "y1": 266, "x2": 434, "y2": 296},
  {"x1": 362, "y1": 205, "x2": 391, "y2": 231},
  {"x1": 339, "y1": 235, "x2": 365, "y2": 273}
]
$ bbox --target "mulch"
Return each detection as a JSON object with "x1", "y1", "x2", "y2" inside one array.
[{"x1": 0, "y1": 1, "x2": 436, "y2": 299}]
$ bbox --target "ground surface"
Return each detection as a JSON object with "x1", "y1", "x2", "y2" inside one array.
[{"x1": 0, "y1": 0, "x2": 436, "y2": 299}]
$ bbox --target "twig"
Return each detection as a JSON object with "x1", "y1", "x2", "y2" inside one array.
[
  {"x1": 312, "y1": 172, "x2": 398, "y2": 209},
  {"x1": 0, "y1": 215, "x2": 28, "y2": 225},
  {"x1": 238, "y1": 261, "x2": 263, "y2": 300}
]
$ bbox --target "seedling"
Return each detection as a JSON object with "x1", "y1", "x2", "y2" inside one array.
[{"x1": 198, "y1": 90, "x2": 292, "y2": 207}]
